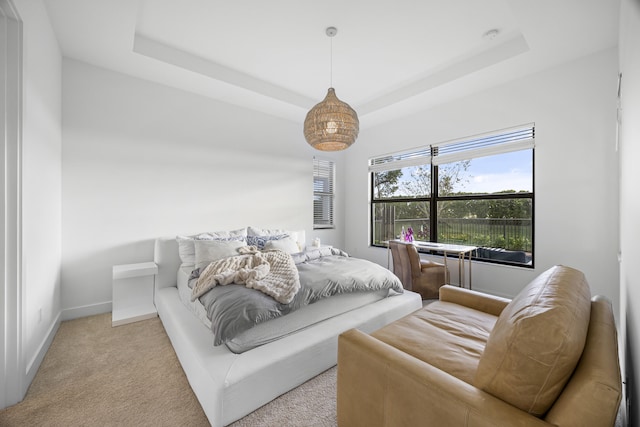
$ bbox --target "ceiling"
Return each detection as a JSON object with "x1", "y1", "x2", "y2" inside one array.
[{"x1": 44, "y1": 0, "x2": 620, "y2": 129}]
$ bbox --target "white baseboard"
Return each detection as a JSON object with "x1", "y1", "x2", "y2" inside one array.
[
  {"x1": 25, "y1": 311, "x2": 61, "y2": 389},
  {"x1": 61, "y1": 301, "x2": 112, "y2": 321}
]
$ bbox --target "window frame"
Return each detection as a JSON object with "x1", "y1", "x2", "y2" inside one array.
[{"x1": 369, "y1": 124, "x2": 535, "y2": 268}]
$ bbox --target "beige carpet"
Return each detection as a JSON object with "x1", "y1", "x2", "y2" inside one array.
[{"x1": 0, "y1": 313, "x2": 337, "y2": 427}]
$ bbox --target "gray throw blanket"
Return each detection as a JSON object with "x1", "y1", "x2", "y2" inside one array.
[{"x1": 191, "y1": 246, "x2": 300, "y2": 304}]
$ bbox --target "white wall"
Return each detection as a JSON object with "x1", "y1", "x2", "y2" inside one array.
[
  {"x1": 344, "y1": 48, "x2": 620, "y2": 314},
  {"x1": 15, "y1": 0, "x2": 62, "y2": 389},
  {"x1": 619, "y1": 0, "x2": 640, "y2": 422},
  {"x1": 61, "y1": 59, "x2": 345, "y2": 317}
]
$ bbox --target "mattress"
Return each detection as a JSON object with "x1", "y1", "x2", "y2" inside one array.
[{"x1": 176, "y1": 265, "x2": 389, "y2": 353}]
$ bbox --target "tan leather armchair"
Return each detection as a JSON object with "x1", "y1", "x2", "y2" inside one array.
[
  {"x1": 338, "y1": 266, "x2": 622, "y2": 426},
  {"x1": 389, "y1": 240, "x2": 448, "y2": 299}
]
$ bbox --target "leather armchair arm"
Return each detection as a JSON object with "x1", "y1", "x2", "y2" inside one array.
[
  {"x1": 338, "y1": 329, "x2": 551, "y2": 427},
  {"x1": 439, "y1": 284, "x2": 510, "y2": 317}
]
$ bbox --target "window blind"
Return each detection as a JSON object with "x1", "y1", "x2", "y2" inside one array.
[
  {"x1": 432, "y1": 124, "x2": 535, "y2": 165},
  {"x1": 313, "y1": 158, "x2": 335, "y2": 229},
  {"x1": 368, "y1": 146, "x2": 432, "y2": 173},
  {"x1": 368, "y1": 123, "x2": 535, "y2": 170}
]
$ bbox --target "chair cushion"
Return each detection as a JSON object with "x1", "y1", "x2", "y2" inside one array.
[
  {"x1": 372, "y1": 300, "x2": 498, "y2": 384},
  {"x1": 474, "y1": 265, "x2": 591, "y2": 416}
]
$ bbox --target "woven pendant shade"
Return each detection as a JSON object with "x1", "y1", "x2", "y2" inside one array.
[{"x1": 304, "y1": 88, "x2": 359, "y2": 151}]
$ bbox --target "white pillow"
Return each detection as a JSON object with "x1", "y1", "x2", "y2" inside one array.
[
  {"x1": 209, "y1": 228, "x2": 247, "y2": 239},
  {"x1": 176, "y1": 228, "x2": 247, "y2": 265},
  {"x1": 247, "y1": 226, "x2": 286, "y2": 236},
  {"x1": 264, "y1": 237, "x2": 301, "y2": 254},
  {"x1": 177, "y1": 234, "x2": 210, "y2": 265},
  {"x1": 292, "y1": 230, "x2": 306, "y2": 251},
  {"x1": 194, "y1": 239, "x2": 245, "y2": 270},
  {"x1": 247, "y1": 227, "x2": 305, "y2": 251}
]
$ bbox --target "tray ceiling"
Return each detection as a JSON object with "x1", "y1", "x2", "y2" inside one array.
[{"x1": 44, "y1": 0, "x2": 620, "y2": 127}]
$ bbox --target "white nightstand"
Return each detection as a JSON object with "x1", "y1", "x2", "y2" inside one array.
[{"x1": 112, "y1": 261, "x2": 158, "y2": 327}]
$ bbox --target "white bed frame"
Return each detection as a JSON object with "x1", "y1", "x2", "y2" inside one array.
[{"x1": 154, "y1": 236, "x2": 422, "y2": 426}]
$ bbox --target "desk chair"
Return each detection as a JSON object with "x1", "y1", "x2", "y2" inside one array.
[{"x1": 389, "y1": 240, "x2": 449, "y2": 299}]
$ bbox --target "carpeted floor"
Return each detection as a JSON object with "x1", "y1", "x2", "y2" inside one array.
[
  {"x1": 229, "y1": 367, "x2": 336, "y2": 427},
  {"x1": 0, "y1": 313, "x2": 337, "y2": 427}
]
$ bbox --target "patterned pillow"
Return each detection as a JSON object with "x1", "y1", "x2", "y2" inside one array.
[{"x1": 246, "y1": 234, "x2": 289, "y2": 250}]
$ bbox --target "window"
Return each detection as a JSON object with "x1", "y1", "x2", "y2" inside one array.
[
  {"x1": 313, "y1": 158, "x2": 335, "y2": 229},
  {"x1": 370, "y1": 124, "x2": 535, "y2": 267}
]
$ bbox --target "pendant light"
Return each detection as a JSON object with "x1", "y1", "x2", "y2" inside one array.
[{"x1": 304, "y1": 27, "x2": 359, "y2": 151}]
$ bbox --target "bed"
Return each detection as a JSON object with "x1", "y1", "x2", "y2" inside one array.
[{"x1": 153, "y1": 229, "x2": 422, "y2": 426}]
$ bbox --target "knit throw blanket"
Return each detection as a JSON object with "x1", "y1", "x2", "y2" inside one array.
[{"x1": 191, "y1": 246, "x2": 300, "y2": 304}]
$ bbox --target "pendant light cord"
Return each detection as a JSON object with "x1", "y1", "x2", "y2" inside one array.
[
  {"x1": 326, "y1": 26, "x2": 337, "y2": 88},
  {"x1": 330, "y1": 35, "x2": 333, "y2": 88}
]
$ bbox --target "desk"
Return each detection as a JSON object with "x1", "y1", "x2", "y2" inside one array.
[{"x1": 414, "y1": 242, "x2": 477, "y2": 289}]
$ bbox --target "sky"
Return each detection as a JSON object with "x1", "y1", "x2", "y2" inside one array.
[{"x1": 460, "y1": 150, "x2": 533, "y2": 194}]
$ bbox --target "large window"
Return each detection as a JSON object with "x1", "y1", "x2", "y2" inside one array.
[
  {"x1": 370, "y1": 124, "x2": 534, "y2": 267},
  {"x1": 314, "y1": 157, "x2": 335, "y2": 229}
]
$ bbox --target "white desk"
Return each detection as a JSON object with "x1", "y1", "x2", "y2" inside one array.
[{"x1": 414, "y1": 242, "x2": 477, "y2": 289}]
